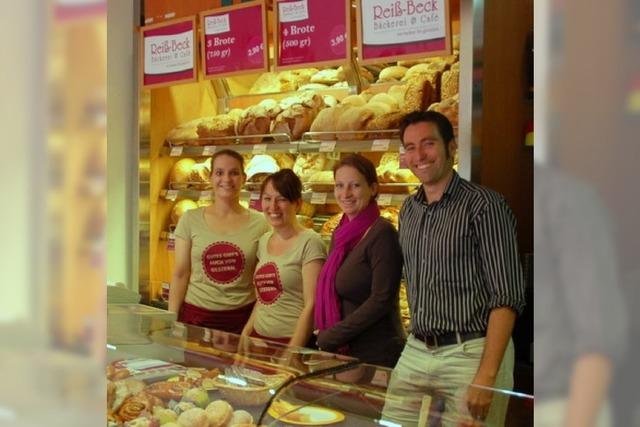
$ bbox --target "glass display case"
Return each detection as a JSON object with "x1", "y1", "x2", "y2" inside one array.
[{"x1": 107, "y1": 308, "x2": 533, "y2": 426}]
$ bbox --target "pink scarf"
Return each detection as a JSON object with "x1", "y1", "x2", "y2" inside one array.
[{"x1": 314, "y1": 202, "x2": 380, "y2": 331}]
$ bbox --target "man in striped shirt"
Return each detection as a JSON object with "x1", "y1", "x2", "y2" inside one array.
[{"x1": 382, "y1": 111, "x2": 525, "y2": 426}]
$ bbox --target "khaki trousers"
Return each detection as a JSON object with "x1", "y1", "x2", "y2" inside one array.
[{"x1": 381, "y1": 334, "x2": 514, "y2": 427}]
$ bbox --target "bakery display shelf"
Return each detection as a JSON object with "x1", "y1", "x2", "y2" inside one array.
[
  {"x1": 160, "y1": 188, "x2": 252, "y2": 201},
  {"x1": 164, "y1": 133, "x2": 297, "y2": 156},
  {"x1": 301, "y1": 190, "x2": 411, "y2": 206},
  {"x1": 299, "y1": 130, "x2": 402, "y2": 154}
]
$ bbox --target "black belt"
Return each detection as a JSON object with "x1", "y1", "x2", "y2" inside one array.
[{"x1": 414, "y1": 331, "x2": 486, "y2": 348}]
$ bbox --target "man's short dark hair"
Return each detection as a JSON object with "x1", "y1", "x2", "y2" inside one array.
[{"x1": 399, "y1": 111, "x2": 455, "y2": 146}]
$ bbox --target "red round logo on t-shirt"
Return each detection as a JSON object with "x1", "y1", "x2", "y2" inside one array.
[
  {"x1": 201, "y1": 242, "x2": 246, "y2": 284},
  {"x1": 254, "y1": 262, "x2": 283, "y2": 305}
]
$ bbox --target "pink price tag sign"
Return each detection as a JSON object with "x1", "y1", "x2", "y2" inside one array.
[
  {"x1": 356, "y1": 0, "x2": 451, "y2": 65},
  {"x1": 200, "y1": 1, "x2": 268, "y2": 79},
  {"x1": 140, "y1": 16, "x2": 197, "y2": 89},
  {"x1": 275, "y1": 0, "x2": 351, "y2": 70}
]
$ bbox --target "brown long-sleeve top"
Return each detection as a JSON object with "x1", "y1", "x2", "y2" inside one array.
[{"x1": 317, "y1": 217, "x2": 406, "y2": 367}]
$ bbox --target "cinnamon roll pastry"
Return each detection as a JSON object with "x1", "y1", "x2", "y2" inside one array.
[{"x1": 117, "y1": 392, "x2": 163, "y2": 422}]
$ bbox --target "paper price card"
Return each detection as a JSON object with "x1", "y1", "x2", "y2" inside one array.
[
  {"x1": 378, "y1": 194, "x2": 393, "y2": 206},
  {"x1": 252, "y1": 144, "x2": 268, "y2": 154},
  {"x1": 310, "y1": 192, "x2": 328, "y2": 204},
  {"x1": 170, "y1": 146, "x2": 184, "y2": 156},
  {"x1": 202, "y1": 145, "x2": 216, "y2": 156},
  {"x1": 319, "y1": 141, "x2": 337, "y2": 152},
  {"x1": 372, "y1": 139, "x2": 391, "y2": 151},
  {"x1": 166, "y1": 190, "x2": 178, "y2": 201}
]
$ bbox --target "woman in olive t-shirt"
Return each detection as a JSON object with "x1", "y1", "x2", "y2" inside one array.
[
  {"x1": 242, "y1": 169, "x2": 326, "y2": 347},
  {"x1": 170, "y1": 150, "x2": 269, "y2": 334}
]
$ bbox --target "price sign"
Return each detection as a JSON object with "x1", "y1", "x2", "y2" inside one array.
[
  {"x1": 275, "y1": 0, "x2": 351, "y2": 70},
  {"x1": 372, "y1": 139, "x2": 391, "y2": 151},
  {"x1": 378, "y1": 194, "x2": 393, "y2": 206},
  {"x1": 200, "y1": 1, "x2": 268, "y2": 78},
  {"x1": 170, "y1": 146, "x2": 184, "y2": 156}
]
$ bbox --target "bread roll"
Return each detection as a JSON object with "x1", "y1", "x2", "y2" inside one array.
[
  {"x1": 298, "y1": 83, "x2": 329, "y2": 91},
  {"x1": 170, "y1": 158, "x2": 196, "y2": 186},
  {"x1": 359, "y1": 66, "x2": 375, "y2": 84},
  {"x1": 341, "y1": 95, "x2": 367, "y2": 107},
  {"x1": 368, "y1": 93, "x2": 399, "y2": 110},
  {"x1": 249, "y1": 72, "x2": 281, "y2": 94},
  {"x1": 293, "y1": 153, "x2": 330, "y2": 180},
  {"x1": 190, "y1": 160, "x2": 211, "y2": 189},
  {"x1": 379, "y1": 66, "x2": 408, "y2": 81},
  {"x1": 308, "y1": 170, "x2": 334, "y2": 184},
  {"x1": 322, "y1": 95, "x2": 338, "y2": 108},
  {"x1": 388, "y1": 84, "x2": 408, "y2": 106},
  {"x1": 310, "y1": 68, "x2": 344, "y2": 85},
  {"x1": 364, "y1": 101, "x2": 393, "y2": 116},
  {"x1": 271, "y1": 153, "x2": 295, "y2": 170}
]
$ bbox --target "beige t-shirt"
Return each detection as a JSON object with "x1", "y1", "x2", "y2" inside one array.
[
  {"x1": 175, "y1": 207, "x2": 269, "y2": 311},
  {"x1": 253, "y1": 229, "x2": 327, "y2": 338}
]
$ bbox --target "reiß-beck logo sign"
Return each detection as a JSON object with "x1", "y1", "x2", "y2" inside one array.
[
  {"x1": 141, "y1": 17, "x2": 197, "y2": 88},
  {"x1": 358, "y1": 0, "x2": 450, "y2": 64}
]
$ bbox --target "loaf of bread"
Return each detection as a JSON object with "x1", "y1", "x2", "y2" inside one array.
[
  {"x1": 271, "y1": 103, "x2": 317, "y2": 140},
  {"x1": 335, "y1": 106, "x2": 376, "y2": 140},
  {"x1": 403, "y1": 66, "x2": 441, "y2": 103},
  {"x1": 309, "y1": 105, "x2": 350, "y2": 139},
  {"x1": 358, "y1": 67, "x2": 375, "y2": 84},
  {"x1": 195, "y1": 114, "x2": 237, "y2": 145},
  {"x1": 170, "y1": 158, "x2": 196, "y2": 188},
  {"x1": 190, "y1": 158, "x2": 212, "y2": 189},
  {"x1": 236, "y1": 99, "x2": 282, "y2": 144},
  {"x1": 366, "y1": 111, "x2": 406, "y2": 137},
  {"x1": 428, "y1": 94, "x2": 459, "y2": 129},
  {"x1": 379, "y1": 65, "x2": 408, "y2": 82},
  {"x1": 166, "y1": 118, "x2": 204, "y2": 145},
  {"x1": 441, "y1": 68, "x2": 459, "y2": 100},
  {"x1": 403, "y1": 74, "x2": 435, "y2": 112}
]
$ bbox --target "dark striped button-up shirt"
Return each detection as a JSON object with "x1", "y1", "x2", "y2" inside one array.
[{"x1": 399, "y1": 172, "x2": 525, "y2": 335}]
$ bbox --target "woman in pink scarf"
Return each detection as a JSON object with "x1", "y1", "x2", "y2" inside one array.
[{"x1": 314, "y1": 154, "x2": 405, "y2": 368}]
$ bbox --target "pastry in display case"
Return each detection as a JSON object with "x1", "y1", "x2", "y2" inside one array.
[{"x1": 106, "y1": 313, "x2": 358, "y2": 426}]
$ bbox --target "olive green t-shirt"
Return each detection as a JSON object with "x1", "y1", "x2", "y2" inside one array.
[
  {"x1": 175, "y1": 207, "x2": 269, "y2": 310},
  {"x1": 253, "y1": 229, "x2": 326, "y2": 338}
]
